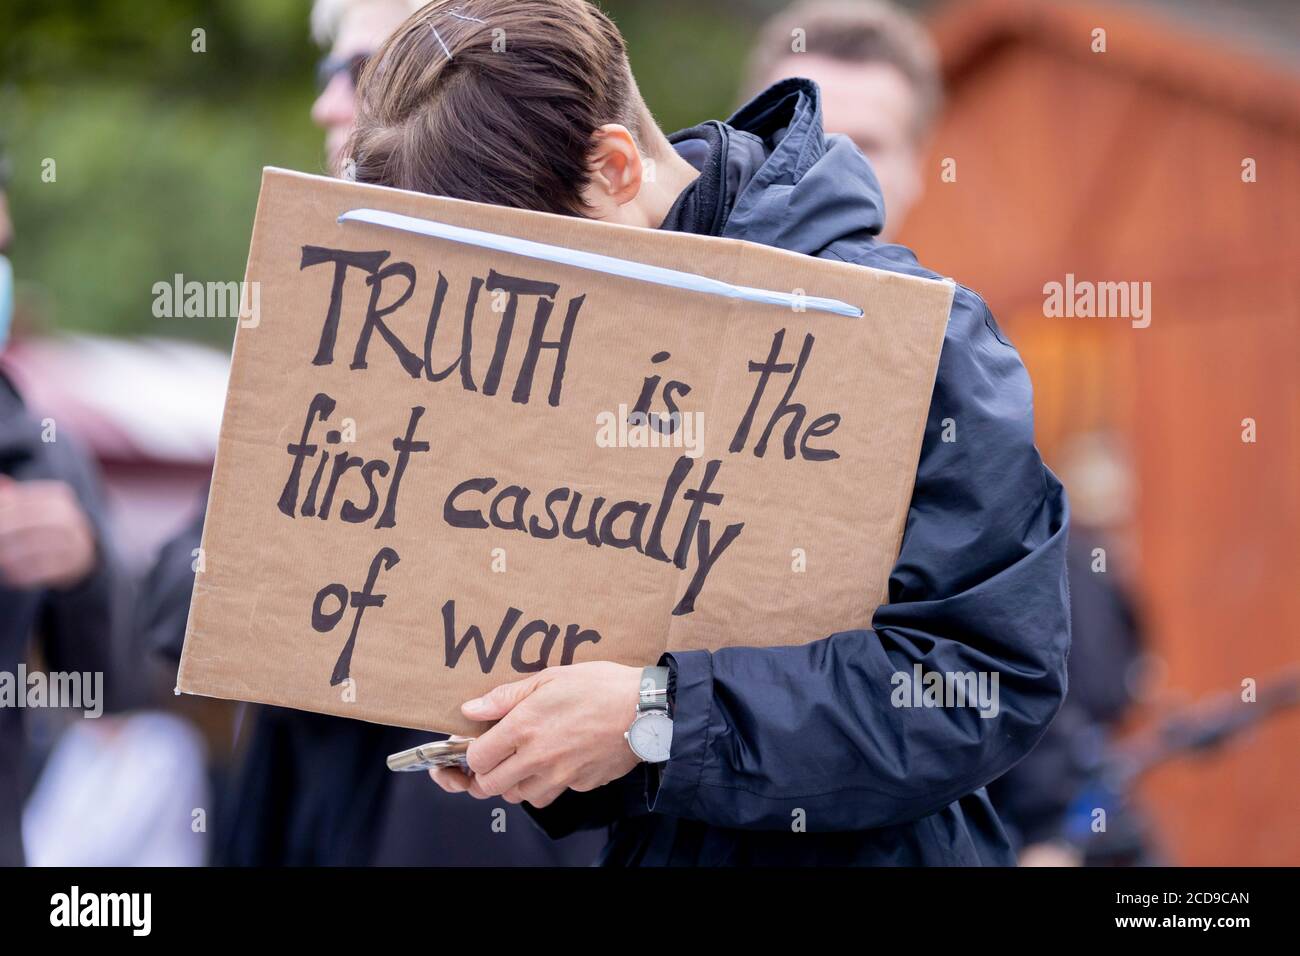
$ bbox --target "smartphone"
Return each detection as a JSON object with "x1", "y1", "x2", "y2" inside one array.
[{"x1": 386, "y1": 737, "x2": 473, "y2": 773}]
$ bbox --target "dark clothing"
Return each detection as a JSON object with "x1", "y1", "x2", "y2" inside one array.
[
  {"x1": 0, "y1": 370, "x2": 124, "y2": 866},
  {"x1": 215, "y1": 709, "x2": 599, "y2": 866},
  {"x1": 659, "y1": 121, "x2": 747, "y2": 236},
  {"x1": 1055, "y1": 529, "x2": 1142, "y2": 727},
  {"x1": 142, "y1": 509, "x2": 603, "y2": 866},
  {"x1": 988, "y1": 527, "x2": 1142, "y2": 847},
  {"x1": 526, "y1": 79, "x2": 1071, "y2": 865}
]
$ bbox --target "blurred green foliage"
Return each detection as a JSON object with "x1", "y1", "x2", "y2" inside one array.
[{"x1": 0, "y1": 0, "x2": 769, "y2": 346}]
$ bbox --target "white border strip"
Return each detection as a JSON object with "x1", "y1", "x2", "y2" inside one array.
[{"x1": 337, "y1": 207, "x2": 863, "y2": 318}]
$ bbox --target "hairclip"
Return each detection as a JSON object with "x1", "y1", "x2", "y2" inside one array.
[{"x1": 428, "y1": 22, "x2": 454, "y2": 60}]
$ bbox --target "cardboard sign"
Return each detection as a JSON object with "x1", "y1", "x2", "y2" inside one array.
[{"x1": 176, "y1": 167, "x2": 953, "y2": 736}]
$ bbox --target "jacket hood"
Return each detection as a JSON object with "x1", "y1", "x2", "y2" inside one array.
[{"x1": 719, "y1": 78, "x2": 887, "y2": 255}]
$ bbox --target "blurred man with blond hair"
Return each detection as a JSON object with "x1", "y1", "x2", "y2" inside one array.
[
  {"x1": 310, "y1": 0, "x2": 426, "y2": 171},
  {"x1": 745, "y1": 0, "x2": 941, "y2": 237}
]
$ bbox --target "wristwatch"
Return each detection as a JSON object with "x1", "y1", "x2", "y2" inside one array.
[{"x1": 625, "y1": 665, "x2": 673, "y2": 763}]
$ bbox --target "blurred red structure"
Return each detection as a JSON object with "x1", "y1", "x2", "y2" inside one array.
[
  {"x1": 901, "y1": 0, "x2": 1300, "y2": 864},
  {"x1": 1, "y1": 335, "x2": 225, "y2": 569}
]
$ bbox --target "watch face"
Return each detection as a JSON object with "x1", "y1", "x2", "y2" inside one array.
[{"x1": 627, "y1": 711, "x2": 673, "y2": 762}]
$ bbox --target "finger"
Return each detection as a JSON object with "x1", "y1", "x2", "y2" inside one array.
[
  {"x1": 0, "y1": 510, "x2": 53, "y2": 536},
  {"x1": 0, "y1": 564, "x2": 51, "y2": 590},
  {"x1": 0, "y1": 509, "x2": 27, "y2": 535},
  {"x1": 0, "y1": 483, "x2": 84, "y2": 527},
  {"x1": 461, "y1": 674, "x2": 544, "y2": 722},
  {"x1": 0, "y1": 548, "x2": 62, "y2": 587},
  {"x1": 465, "y1": 714, "x2": 528, "y2": 776},
  {"x1": 428, "y1": 767, "x2": 473, "y2": 793},
  {"x1": 469, "y1": 752, "x2": 530, "y2": 799},
  {"x1": 0, "y1": 543, "x2": 65, "y2": 587},
  {"x1": 569, "y1": 772, "x2": 607, "y2": 794},
  {"x1": 517, "y1": 776, "x2": 565, "y2": 809},
  {"x1": 0, "y1": 529, "x2": 59, "y2": 563}
]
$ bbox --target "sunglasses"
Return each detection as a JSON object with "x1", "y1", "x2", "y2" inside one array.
[{"x1": 316, "y1": 52, "x2": 370, "y2": 93}]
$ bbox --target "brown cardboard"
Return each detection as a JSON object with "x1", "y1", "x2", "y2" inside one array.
[{"x1": 176, "y1": 167, "x2": 954, "y2": 737}]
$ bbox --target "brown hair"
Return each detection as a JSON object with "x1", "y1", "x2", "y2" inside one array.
[
  {"x1": 346, "y1": 0, "x2": 647, "y2": 215},
  {"x1": 745, "y1": 0, "x2": 941, "y2": 141}
]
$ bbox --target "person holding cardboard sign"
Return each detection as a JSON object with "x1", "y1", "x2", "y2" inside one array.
[{"x1": 336, "y1": 0, "x2": 1070, "y2": 867}]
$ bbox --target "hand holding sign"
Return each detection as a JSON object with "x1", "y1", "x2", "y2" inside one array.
[{"x1": 429, "y1": 661, "x2": 642, "y2": 807}]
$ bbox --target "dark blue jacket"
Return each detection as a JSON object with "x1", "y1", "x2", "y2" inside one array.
[{"x1": 527, "y1": 79, "x2": 1071, "y2": 865}]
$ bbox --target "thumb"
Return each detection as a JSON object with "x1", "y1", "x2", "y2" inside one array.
[{"x1": 462, "y1": 675, "x2": 543, "y2": 721}]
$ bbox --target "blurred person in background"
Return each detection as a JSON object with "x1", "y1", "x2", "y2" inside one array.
[
  {"x1": 744, "y1": 0, "x2": 940, "y2": 239},
  {"x1": 988, "y1": 433, "x2": 1146, "y2": 866},
  {"x1": 312, "y1": 0, "x2": 422, "y2": 173},
  {"x1": 136, "y1": 0, "x2": 603, "y2": 865},
  {"x1": 0, "y1": 148, "x2": 130, "y2": 865},
  {"x1": 746, "y1": 4, "x2": 1151, "y2": 866}
]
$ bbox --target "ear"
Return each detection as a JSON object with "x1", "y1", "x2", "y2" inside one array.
[{"x1": 581, "y1": 124, "x2": 643, "y2": 218}]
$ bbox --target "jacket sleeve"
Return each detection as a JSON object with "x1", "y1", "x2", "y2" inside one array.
[
  {"x1": 36, "y1": 432, "x2": 145, "y2": 711},
  {"x1": 646, "y1": 289, "x2": 1071, "y2": 832},
  {"x1": 136, "y1": 501, "x2": 207, "y2": 664}
]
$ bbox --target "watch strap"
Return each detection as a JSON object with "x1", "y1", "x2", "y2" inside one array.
[{"x1": 638, "y1": 665, "x2": 670, "y2": 714}]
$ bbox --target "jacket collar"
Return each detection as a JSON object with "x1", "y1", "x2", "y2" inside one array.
[{"x1": 667, "y1": 78, "x2": 887, "y2": 255}]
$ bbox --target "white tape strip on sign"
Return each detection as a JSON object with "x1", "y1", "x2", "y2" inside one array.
[{"x1": 337, "y1": 207, "x2": 864, "y2": 318}]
